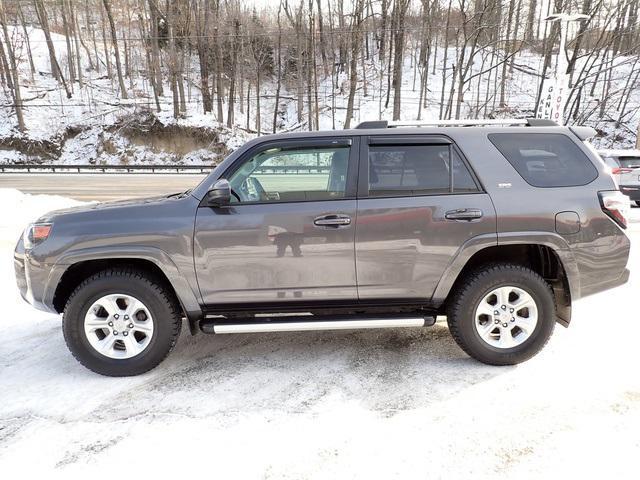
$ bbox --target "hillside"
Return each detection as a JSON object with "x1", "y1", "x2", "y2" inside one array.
[{"x1": 0, "y1": 1, "x2": 638, "y2": 165}]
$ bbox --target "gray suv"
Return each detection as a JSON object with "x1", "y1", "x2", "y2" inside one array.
[{"x1": 14, "y1": 119, "x2": 631, "y2": 376}]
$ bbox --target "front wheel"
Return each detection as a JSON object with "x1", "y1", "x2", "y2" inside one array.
[
  {"x1": 62, "y1": 268, "x2": 182, "y2": 376},
  {"x1": 447, "y1": 264, "x2": 556, "y2": 365}
]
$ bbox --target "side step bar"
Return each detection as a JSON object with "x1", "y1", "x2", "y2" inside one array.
[{"x1": 200, "y1": 315, "x2": 436, "y2": 334}]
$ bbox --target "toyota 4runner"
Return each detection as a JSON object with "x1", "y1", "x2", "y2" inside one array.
[{"x1": 14, "y1": 118, "x2": 631, "y2": 376}]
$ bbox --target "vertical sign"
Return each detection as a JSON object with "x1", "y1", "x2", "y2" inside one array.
[{"x1": 535, "y1": 74, "x2": 568, "y2": 125}]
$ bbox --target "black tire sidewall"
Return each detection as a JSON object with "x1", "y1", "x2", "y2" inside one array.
[
  {"x1": 63, "y1": 273, "x2": 178, "y2": 376},
  {"x1": 449, "y1": 266, "x2": 555, "y2": 365}
]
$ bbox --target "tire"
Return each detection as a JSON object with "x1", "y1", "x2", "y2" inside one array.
[
  {"x1": 62, "y1": 268, "x2": 182, "y2": 376},
  {"x1": 447, "y1": 264, "x2": 556, "y2": 366},
  {"x1": 635, "y1": 201, "x2": 640, "y2": 207}
]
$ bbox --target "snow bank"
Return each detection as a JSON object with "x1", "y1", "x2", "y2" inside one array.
[{"x1": 0, "y1": 188, "x2": 86, "y2": 247}]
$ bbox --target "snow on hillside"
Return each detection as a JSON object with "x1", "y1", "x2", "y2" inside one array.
[{"x1": 1, "y1": 26, "x2": 638, "y2": 166}]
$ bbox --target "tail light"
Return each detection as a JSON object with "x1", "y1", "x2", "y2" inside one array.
[
  {"x1": 23, "y1": 223, "x2": 53, "y2": 249},
  {"x1": 611, "y1": 167, "x2": 633, "y2": 174},
  {"x1": 598, "y1": 191, "x2": 630, "y2": 229}
]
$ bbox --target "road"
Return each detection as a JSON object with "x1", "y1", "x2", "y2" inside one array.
[{"x1": 0, "y1": 173, "x2": 207, "y2": 201}]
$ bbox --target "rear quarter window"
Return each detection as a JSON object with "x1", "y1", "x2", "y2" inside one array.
[{"x1": 488, "y1": 133, "x2": 598, "y2": 188}]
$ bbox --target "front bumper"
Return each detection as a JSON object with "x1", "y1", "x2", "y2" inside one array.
[
  {"x1": 619, "y1": 185, "x2": 640, "y2": 202},
  {"x1": 14, "y1": 238, "x2": 58, "y2": 314}
]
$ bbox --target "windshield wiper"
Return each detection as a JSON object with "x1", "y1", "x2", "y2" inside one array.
[{"x1": 167, "y1": 189, "x2": 192, "y2": 199}]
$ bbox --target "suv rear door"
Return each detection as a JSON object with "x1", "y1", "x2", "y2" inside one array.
[
  {"x1": 355, "y1": 135, "x2": 497, "y2": 301},
  {"x1": 194, "y1": 137, "x2": 359, "y2": 305}
]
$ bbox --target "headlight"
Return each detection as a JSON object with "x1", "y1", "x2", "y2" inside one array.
[{"x1": 23, "y1": 223, "x2": 53, "y2": 249}]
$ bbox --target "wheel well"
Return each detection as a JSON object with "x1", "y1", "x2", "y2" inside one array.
[
  {"x1": 447, "y1": 244, "x2": 572, "y2": 326},
  {"x1": 53, "y1": 258, "x2": 180, "y2": 314}
]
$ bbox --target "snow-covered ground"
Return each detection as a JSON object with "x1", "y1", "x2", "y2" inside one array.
[{"x1": 1, "y1": 189, "x2": 639, "y2": 476}]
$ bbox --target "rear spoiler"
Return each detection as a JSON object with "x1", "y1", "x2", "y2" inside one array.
[{"x1": 570, "y1": 126, "x2": 597, "y2": 141}]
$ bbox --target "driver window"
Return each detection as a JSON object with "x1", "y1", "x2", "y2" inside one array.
[{"x1": 228, "y1": 145, "x2": 350, "y2": 203}]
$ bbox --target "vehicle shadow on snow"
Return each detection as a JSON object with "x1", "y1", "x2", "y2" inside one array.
[
  {"x1": 111, "y1": 322, "x2": 515, "y2": 418},
  {"x1": 1, "y1": 319, "x2": 516, "y2": 427}
]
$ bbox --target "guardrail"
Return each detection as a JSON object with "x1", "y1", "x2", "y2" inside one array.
[
  {"x1": 0, "y1": 164, "x2": 332, "y2": 175},
  {"x1": 0, "y1": 164, "x2": 215, "y2": 174}
]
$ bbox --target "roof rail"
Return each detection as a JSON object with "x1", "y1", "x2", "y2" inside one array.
[
  {"x1": 353, "y1": 118, "x2": 558, "y2": 129},
  {"x1": 354, "y1": 120, "x2": 389, "y2": 129},
  {"x1": 525, "y1": 118, "x2": 559, "y2": 126}
]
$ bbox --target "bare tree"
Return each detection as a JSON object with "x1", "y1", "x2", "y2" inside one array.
[
  {"x1": 34, "y1": 0, "x2": 72, "y2": 98},
  {"x1": 344, "y1": 0, "x2": 365, "y2": 129},
  {"x1": 102, "y1": 0, "x2": 128, "y2": 98},
  {"x1": 391, "y1": 0, "x2": 411, "y2": 120},
  {"x1": 0, "y1": 0, "x2": 25, "y2": 131}
]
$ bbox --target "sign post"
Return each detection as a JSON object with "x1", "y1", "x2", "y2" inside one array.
[{"x1": 536, "y1": 13, "x2": 589, "y2": 126}]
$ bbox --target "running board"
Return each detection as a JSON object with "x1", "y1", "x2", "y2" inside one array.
[{"x1": 199, "y1": 315, "x2": 435, "y2": 334}]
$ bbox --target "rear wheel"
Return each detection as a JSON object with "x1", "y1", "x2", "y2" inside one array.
[
  {"x1": 63, "y1": 268, "x2": 182, "y2": 376},
  {"x1": 447, "y1": 264, "x2": 556, "y2": 365},
  {"x1": 635, "y1": 201, "x2": 640, "y2": 207}
]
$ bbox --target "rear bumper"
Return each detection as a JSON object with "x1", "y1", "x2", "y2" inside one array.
[
  {"x1": 619, "y1": 185, "x2": 640, "y2": 201},
  {"x1": 580, "y1": 268, "x2": 630, "y2": 298}
]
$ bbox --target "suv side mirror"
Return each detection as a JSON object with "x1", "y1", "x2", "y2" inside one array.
[{"x1": 203, "y1": 179, "x2": 231, "y2": 207}]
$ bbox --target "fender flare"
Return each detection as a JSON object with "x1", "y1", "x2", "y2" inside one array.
[
  {"x1": 45, "y1": 245, "x2": 203, "y2": 327},
  {"x1": 430, "y1": 231, "x2": 580, "y2": 305}
]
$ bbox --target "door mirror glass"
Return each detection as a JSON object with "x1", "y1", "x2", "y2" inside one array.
[{"x1": 204, "y1": 179, "x2": 231, "y2": 207}]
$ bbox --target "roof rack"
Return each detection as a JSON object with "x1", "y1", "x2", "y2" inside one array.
[{"x1": 353, "y1": 118, "x2": 558, "y2": 129}]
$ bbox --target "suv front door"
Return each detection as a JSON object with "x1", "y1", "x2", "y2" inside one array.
[
  {"x1": 194, "y1": 138, "x2": 359, "y2": 305},
  {"x1": 355, "y1": 135, "x2": 497, "y2": 301}
]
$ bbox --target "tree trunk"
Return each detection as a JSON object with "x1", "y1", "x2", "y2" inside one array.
[
  {"x1": 99, "y1": 2, "x2": 112, "y2": 79},
  {"x1": 147, "y1": 0, "x2": 163, "y2": 96},
  {"x1": 524, "y1": 0, "x2": 537, "y2": 43},
  {"x1": 34, "y1": 0, "x2": 71, "y2": 98},
  {"x1": 344, "y1": 0, "x2": 364, "y2": 129},
  {"x1": 227, "y1": 19, "x2": 240, "y2": 127},
  {"x1": 194, "y1": 0, "x2": 213, "y2": 113},
  {"x1": 166, "y1": 0, "x2": 179, "y2": 118},
  {"x1": 0, "y1": 36, "x2": 9, "y2": 88},
  {"x1": 138, "y1": 11, "x2": 161, "y2": 111},
  {"x1": 499, "y1": 0, "x2": 516, "y2": 106},
  {"x1": 256, "y1": 69, "x2": 261, "y2": 135},
  {"x1": 102, "y1": 0, "x2": 128, "y2": 99},
  {"x1": 61, "y1": 0, "x2": 75, "y2": 92},
  {"x1": 273, "y1": 5, "x2": 283, "y2": 133},
  {"x1": 70, "y1": 1, "x2": 83, "y2": 87},
  {"x1": 17, "y1": 2, "x2": 35, "y2": 79},
  {"x1": 0, "y1": 0, "x2": 26, "y2": 131},
  {"x1": 392, "y1": 0, "x2": 410, "y2": 120},
  {"x1": 34, "y1": 0, "x2": 59, "y2": 80},
  {"x1": 307, "y1": 2, "x2": 314, "y2": 131}
]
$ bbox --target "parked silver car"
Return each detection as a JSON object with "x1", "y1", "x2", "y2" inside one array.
[{"x1": 599, "y1": 149, "x2": 640, "y2": 206}]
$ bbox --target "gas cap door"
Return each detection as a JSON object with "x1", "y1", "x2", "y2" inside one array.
[{"x1": 555, "y1": 211, "x2": 581, "y2": 235}]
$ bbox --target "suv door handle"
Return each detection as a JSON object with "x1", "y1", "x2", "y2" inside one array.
[
  {"x1": 314, "y1": 214, "x2": 352, "y2": 227},
  {"x1": 445, "y1": 208, "x2": 483, "y2": 221}
]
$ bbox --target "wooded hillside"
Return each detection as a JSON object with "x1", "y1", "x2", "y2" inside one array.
[{"x1": 0, "y1": 0, "x2": 638, "y2": 156}]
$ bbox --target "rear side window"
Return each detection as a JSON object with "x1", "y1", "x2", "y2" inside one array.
[
  {"x1": 488, "y1": 133, "x2": 598, "y2": 187},
  {"x1": 368, "y1": 144, "x2": 479, "y2": 197}
]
